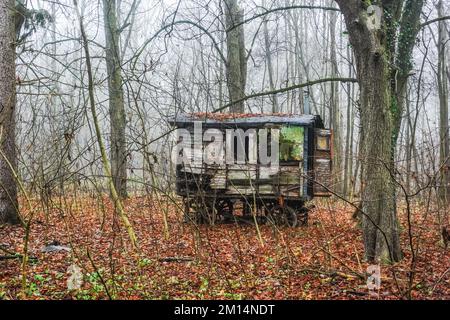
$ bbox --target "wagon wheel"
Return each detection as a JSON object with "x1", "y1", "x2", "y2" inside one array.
[
  {"x1": 296, "y1": 207, "x2": 309, "y2": 226},
  {"x1": 214, "y1": 199, "x2": 234, "y2": 223},
  {"x1": 281, "y1": 206, "x2": 298, "y2": 227},
  {"x1": 265, "y1": 203, "x2": 298, "y2": 227},
  {"x1": 184, "y1": 197, "x2": 213, "y2": 224},
  {"x1": 242, "y1": 201, "x2": 253, "y2": 217},
  {"x1": 263, "y1": 202, "x2": 279, "y2": 225},
  {"x1": 183, "y1": 197, "x2": 200, "y2": 224}
]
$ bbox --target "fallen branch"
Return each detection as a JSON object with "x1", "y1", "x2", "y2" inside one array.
[
  {"x1": 430, "y1": 267, "x2": 450, "y2": 295},
  {"x1": 0, "y1": 255, "x2": 21, "y2": 261},
  {"x1": 315, "y1": 247, "x2": 366, "y2": 279},
  {"x1": 0, "y1": 255, "x2": 36, "y2": 261},
  {"x1": 1, "y1": 245, "x2": 38, "y2": 261},
  {"x1": 296, "y1": 267, "x2": 362, "y2": 280}
]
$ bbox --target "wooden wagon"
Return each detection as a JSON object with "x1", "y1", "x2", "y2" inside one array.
[{"x1": 169, "y1": 113, "x2": 332, "y2": 227}]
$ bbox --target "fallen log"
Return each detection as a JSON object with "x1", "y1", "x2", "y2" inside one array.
[
  {"x1": 0, "y1": 255, "x2": 21, "y2": 261},
  {"x1": 0, "y1": 255, "x2": 38, "y2": 262},
  {"x1": 158, "y1": 257, "x2": 194, "y2": 263},
  {"x1": 0, "y1": 245, "x2": 38, "y2": 262}
]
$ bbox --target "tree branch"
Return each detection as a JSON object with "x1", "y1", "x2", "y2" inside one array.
[
  {"x1": 227, "y1": 5, "x2": 340, "y2": 32},
  {"x1": 420, "y1": 15, "x2": 450, "y2": 29},
  {"x1": 130, "y1": 20, "x2": 227, "y2": 70},
  {"x1": 213, "y1": 77, "x2": 358, "y2": 113}
]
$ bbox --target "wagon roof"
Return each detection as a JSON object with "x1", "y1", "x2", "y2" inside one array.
[{"x1": 170, "y1": 112, "x2": 324, "y2": 128}]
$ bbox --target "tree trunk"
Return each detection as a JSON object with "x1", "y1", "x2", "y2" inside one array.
[
  {"x1": 0, "y1": 0, "x2": 19, "y2": 225},
  {"x1": 75, "y1": 0, "x2": 137, "y2": 247},
  {"x1": 343, "y1": 44, "x2": 354, "y2": 197},
  {"x1": 103, "y1": 0, "x2": 128, "y2": 198},
  {"x1": 405, "y1": 88, "x2": 412, "y2": 194},
  {"x1": 224, "y1": 0, "x2": 247, "y2": 113},
  {"x1": 392, "y1": 0, "x2": 423, "y2": 146},
  {"x1": 437, "y1": 0, "x2": 450, "y2": 205},
  {"x1": 336, "y1": 0, "x2": 403, "y2": 262},
  {"x1": 262, "y1": 0, "x2": 279, "y2": 113},
  {"x1": 357, "y1": 53, "x2": 402, "y2": 262},
  {"x1": 329, "y1": 6, "x2": 343, "y2": 194}
]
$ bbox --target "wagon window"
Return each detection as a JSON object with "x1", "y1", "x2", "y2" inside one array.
[
  {"x1": 317, "y1": 135, "x2": 330, "y2": 151},
  {"x1": 279, "y1": 126, "x2": 304, "y2": 162}
]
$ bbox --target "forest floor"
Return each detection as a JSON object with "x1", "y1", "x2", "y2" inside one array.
[{"x1": 0, "y1": 195, "x2": 448, "y2": 300}]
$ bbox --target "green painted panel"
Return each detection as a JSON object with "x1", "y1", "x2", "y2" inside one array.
[{"x1": 279, "y1": 126, "x2": 304, "y2": 161}]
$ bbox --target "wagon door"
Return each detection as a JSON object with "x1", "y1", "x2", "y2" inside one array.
[
  {"x1": 276, "y1": 126, "x2": 305, "y2": 198},
  {"x1": 313, "y1": 129, "x2": 332, "y2": 197}
]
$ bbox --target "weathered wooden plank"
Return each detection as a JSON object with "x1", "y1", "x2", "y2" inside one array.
[
  {"x1": 313, "y1": 128, "x2": 332, "y2": 197},
  {"x1": 180, "y1": 165, "x2": 204, "y2": 175},
  {"x1": 210, "y1": 170, "x2": 227, "y2": 189},
  {"x1": 258, "y1": 184, "x2": 274, "y2": 194},
  {"x1": 225, "y1": 185, "x2": 257, "y2": 195},
  {"x1": 259, "y1": 166, "x2": 279, "y2": 179},
  {"x1": 314, "y1": 158, "x2": 332, "y2": 194},
  {"x1": 278, "y1": 166, "x2": 302, "y2": 185},
  {"x1": 279, "y1": 185, "x2": 301, "y2": 197},
  {"x1": 228, "y1": 164, "x2": 257, "y2": 181}
]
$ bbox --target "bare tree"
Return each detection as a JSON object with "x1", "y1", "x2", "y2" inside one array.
[
  {"x1": 328, "y1": 3, "x2": 342, "y2": 193},
  {"x1": 224, "y1": 0, "x2": 247, "y2": 113},
  {"x1": 262, "y1": 0, "x2": 279, "y2": 113},
  {"x1": 0, "y1": 0, "x2": 22, "y2": 224},
  {"x1": 74, "y1": 0, "x2": 137, "y2": 247},
  {"x1": 437, "y1": 0, "x2": 449, "y2": 205},
  {"x1": 103, "y1": 0, "x2": 128, "y2": 198}
]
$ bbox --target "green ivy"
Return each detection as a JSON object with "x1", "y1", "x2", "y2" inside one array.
[
  {"x1": 362, "y1": 0, "x2": 372, "y2": 9},
  {"x1": 390, "y1": 97, "x2": 399, "y2": 120}
]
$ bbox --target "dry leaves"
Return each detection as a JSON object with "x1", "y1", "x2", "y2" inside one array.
[{"x1": 0, "y1": 196, "x2": 448, "y2": 300}]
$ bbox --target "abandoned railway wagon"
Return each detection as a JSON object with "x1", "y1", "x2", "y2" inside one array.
[{"x1": 170, "y1": 113, "x2": 332, "y2": 227}]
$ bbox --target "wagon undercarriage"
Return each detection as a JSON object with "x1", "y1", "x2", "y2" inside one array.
[{"x1": 183, "y1": 195, "x2": 309, "y2": 227}]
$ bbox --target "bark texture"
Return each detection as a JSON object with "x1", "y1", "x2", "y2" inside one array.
[
  {"x1": 329, "y1": 7, "x2": 343, "y2": 193},
  {"x1": 103, "y1": 0, "x2": 128, "y2": 198},
  {"x1": 224, "y1": 0, "x2": 247, "y2": 113},
  {"x1": 262, "y1": 0, "x2": 279, "y2": 113},
  {"x1": 0, "y1": 0, "x2": 19, "y2": 224},
  {"x1": 437, "y1": 0, "x2": 450, "y2": 205}
]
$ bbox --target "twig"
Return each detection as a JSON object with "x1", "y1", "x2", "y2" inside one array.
[
  {"x1": 430, "y1": 267, "x2": 450, "y2": 295},
  {"x1": 86, "y1": 249, "x2": 113, "y2": 300}
]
